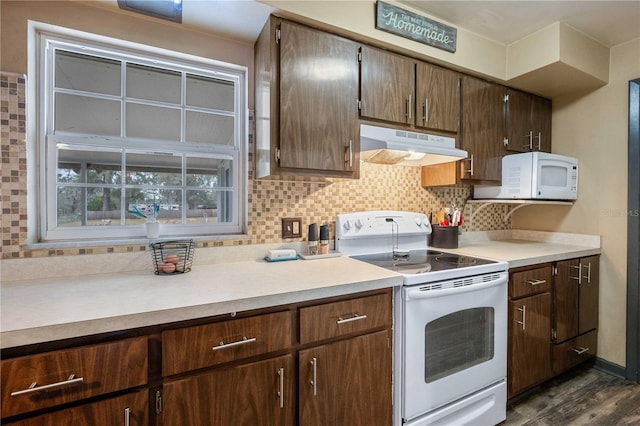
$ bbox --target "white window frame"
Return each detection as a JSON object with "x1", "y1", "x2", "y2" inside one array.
[{"x1": 28, "y1": 21, "x2": 247, "y2": 242}]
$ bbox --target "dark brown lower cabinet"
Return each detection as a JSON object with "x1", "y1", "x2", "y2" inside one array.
[
  {"x1": 299, "y1": 330, "x2": 392, "y2": 426},
  {"x1": 161, "y1": 354, "x2": 295, "y2": 426},
  {"x1": 508, "y1": 292, "x2": 552, "y2": 397},
  {"x1": 9, "y1": 390, "x2": 148, "y2": 426}
]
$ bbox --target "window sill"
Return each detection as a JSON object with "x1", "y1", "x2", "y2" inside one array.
[{"x1": 24, "y1": 234, "x2": 252, "y2": 251}]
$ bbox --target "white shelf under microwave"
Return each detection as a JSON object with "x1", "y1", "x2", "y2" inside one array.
[{"x1": 467, "y1": 199, "x2": 574, "y2": 224}]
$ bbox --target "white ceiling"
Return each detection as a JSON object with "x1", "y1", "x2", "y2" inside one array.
[{"x1": 102, "y1": 0, "x2": 640, "y2": 47}]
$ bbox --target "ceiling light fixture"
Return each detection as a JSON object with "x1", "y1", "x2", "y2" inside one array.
[{"x1": 117, "y1": 0, "x2": 183, "y2": 23}]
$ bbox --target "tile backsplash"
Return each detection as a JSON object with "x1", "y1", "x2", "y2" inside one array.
[{"x1": 0, "y1": 71, "x2": 510, "y2": 260}]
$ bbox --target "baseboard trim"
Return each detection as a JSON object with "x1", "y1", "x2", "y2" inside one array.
[{"x1": 594, "y1": 356, "x2": 627, "y2": 379}]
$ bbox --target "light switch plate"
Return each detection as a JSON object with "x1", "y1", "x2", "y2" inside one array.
[{"x1": 282, "y1": 217, "x2": 302, "y2": 238}]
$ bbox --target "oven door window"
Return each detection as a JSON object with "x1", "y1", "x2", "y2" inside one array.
[{"x1": 424, "y1": 307, "x2": 494, "y2": 383}]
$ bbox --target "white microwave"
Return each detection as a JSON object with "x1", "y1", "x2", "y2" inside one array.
[{"x1": 474, "y1": 152, "x2": 578, "y2": 200}]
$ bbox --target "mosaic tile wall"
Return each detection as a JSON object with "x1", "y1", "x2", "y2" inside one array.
[{"x1": 0, "y1": 71, "x2": 510, "y2": 259}]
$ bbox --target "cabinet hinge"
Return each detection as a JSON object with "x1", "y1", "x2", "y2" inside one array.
[
  {"x1": 357, "y1": 47, "x2": 362, "y2": 64},
  {"x1": 155, "y1": 390, "x2": 163, "y2": 414},
  {"x1": 275, "y1": 27, "x2": 281, "y2": 44},
  {"x1": 504, "y1": 94, "x2": 509, "y2": 103},
  {"x1": 275, "y1": 147, "x2": 281, "y2": 163},
  {"x1": 503, "y1": 137, "x2": 509, "y2": 147},
  {"x1": 357, "y1": 99, "x2": 362, "y2": 111}
]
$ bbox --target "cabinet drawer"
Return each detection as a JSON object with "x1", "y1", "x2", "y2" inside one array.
[
  {"x1": 7, "y1": 389, "x2": 148, "y2": 426},
  {"x1": 299, "y1": 292, "x2": 392, "y2": 344},
  {"x1": 1, "y1": 337, "x2": 148, "y2": 419},
  {"x1": 162, "y1": 311, "x2": 292, "y2": 376},
  {"x1": 510, "y1": 266, "x2": 552, "y2": 298},
  {"x1": 553, "y1": 330, "x2": 597, "y2": 375}
]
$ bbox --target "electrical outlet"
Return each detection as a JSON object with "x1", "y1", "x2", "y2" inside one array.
[{"x1": 282, "y1": 217, "x2": 302, "y2": 238}]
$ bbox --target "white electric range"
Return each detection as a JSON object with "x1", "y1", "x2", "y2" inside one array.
[{"x1": 336, "y1": 211, "x2": 509, "y2": 426}]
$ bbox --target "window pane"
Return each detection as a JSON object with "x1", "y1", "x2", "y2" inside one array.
[
  {"x1": 126, "y1": 188, "x2": 183, "y2": 224},
  {"x1": 187, "y1": 190, "x2": 233, "y2": 223},
  {"x1": 127, "y1": 63, "x2": 181, "y2": 104},
  {"x1": 186, "y1": 74, "x2": 234, "y2": 111},
  {"x1": 55, "y1": 50, "x2": 121, "y2": 96},
  {"x1": 126, "y1": 103, "x2": 181, "y2": 141},
  {"x1": 57, "y1": 186, "x2": 122, "y2": 227},
  {"x1": 55, "y1": 93, "x2": 120, "y2": 135},
  {"x1": 126, "y1": 152, "x2": 182, "y2": 186},
  {"x1": 185, "y1": 110, "x2": 234, "y2": 145},
  {"x1": 186, "y1": 157, "x2": 232, "y2": 188},
  {"x1": 58, "y1": 146, "x2": 122, "y2": 184}
]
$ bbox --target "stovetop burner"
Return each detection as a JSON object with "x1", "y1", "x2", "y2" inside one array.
[{"x1": 352, "y1": 249, "x2": 497, "y2": 275}]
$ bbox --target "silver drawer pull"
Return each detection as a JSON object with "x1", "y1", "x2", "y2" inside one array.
[
  {"x1": 10, "y1": 374, "x2": 84, "y2": 396},
  {"x1": 124, "y1": 407, "x2": 131, "y2": 426},
  {"x1": 212, "y1": 336, "x2": 257, "y2": 351},
  {"x1": 527, "y1": 279, "x2": 547, "y2": 286},
  {"x1": 571, "y1": 346, "x2": 590, "y2": 355},
  {"x1": 336, "y1": 313, "x2": 367, "y2": 324}
]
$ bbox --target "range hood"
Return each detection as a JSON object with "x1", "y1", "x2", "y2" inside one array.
[{"x1": 360, "y1": 124, "x2": 468, "y2": 166}]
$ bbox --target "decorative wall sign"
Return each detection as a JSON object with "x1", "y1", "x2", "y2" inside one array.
[{"x1": 375, "y1": 1, "x2": 457, "y2": 53}]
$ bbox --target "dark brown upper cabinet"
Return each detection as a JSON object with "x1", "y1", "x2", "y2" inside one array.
[
  {"x1": 359, "y1": 46, "x2": 460, "y2": 135},
  {"x1": 415, "y1": 62, "x2": 460, "y2": 133},
  {"x1": 505, "y1": 89, "x2": 552, "y2": 153},
  {"x1": 254, "y1": 17, "x2": 360, "y2": 179},
  {"x1": 459, "y1": 76, "x2": 505, "y2": 183},
  {"x1": 359, "y1": 45, "x2": 415, "y2": 126}
]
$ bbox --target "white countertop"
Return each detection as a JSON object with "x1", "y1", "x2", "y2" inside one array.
[
  {"x1": 0, "y1": 230, "x2": 601, "y2": 350},
  {"x1": 446, "y1": 240, "x2": 601, "y2": 268},
  {"x1": 0, "y1": 256, "x2": 402, "y2": 349}
]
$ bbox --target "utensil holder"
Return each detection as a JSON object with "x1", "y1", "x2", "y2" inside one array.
[{"x1": 430, "y1": 225, "x2": 459, "y2": 249}]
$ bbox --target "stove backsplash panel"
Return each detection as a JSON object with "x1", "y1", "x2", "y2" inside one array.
[{"x1": 1, "y1": 71, "x2": 509, "y2": 259}]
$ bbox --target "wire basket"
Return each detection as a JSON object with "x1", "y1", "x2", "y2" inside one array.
[{"x1": 150, "y1": 240, "x2": 194, "y2": 275}]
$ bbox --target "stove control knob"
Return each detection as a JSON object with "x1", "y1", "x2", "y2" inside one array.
[
  {"x1": 354, "y1": 218, "x2": 364, "y2": 229},
  {"x1": 343, "y1": 220, "x2": 352, "y2": 231},
  {"x1": 415, "y1": 216, "x2": 424, "y2": 227}
]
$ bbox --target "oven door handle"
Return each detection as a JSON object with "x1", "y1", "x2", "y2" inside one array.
[{"x1": 405, "y1": 275, "x2": 507, "y2": 300}]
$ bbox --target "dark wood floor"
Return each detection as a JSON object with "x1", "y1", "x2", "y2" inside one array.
[{"x1": 505, "y1": 366, "x2": 640, "y2": 425}]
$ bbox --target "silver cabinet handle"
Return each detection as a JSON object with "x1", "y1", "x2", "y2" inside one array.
[
  {"x1": 583, "y1": 262, "x2": 592, "y2": 283},
  {"x1": 10, "y1": 374, "x2": 84, "y2": 396},
  {"x1": 345, "y1": 139, "x2": 353, "y2": 167},
  {"x1": 535, "y1": 131, "x2": 542, "y2": 150},
  {"x1": 571, "y1": 346, "x2": 590, "y2": 355},
  {"x1": 515, "y1": 305, "x2": 526, "y2": 330},
  {"x1": 124, "y1": 407, "x2": 131, "y2": 426},
  {"x1": 277, "y1": 367, "x2": 284, "y2": 408},
  {"x1": 336, "y1": 313, "x2": 367, "y2": 324},
  {"x1": 211, "y1": 336, "x2": 257, "y2": 351},
  {"x1": 423, "y1": 99, "x2": 429, "y2": 124},
  {"x1": 310, "y1": 357, "x2": 317, "y2": 396},
  {"x1": 465, "y1": 154, "x2": 474, "y2": 177},
  {"x1": 527, "y1": 279, "x2": 547, "y2": 286},
  {"x1": 406, "y1": 94, "x2": 412, "y2": 121},
  {"x1": 571, "y1": 264, "x2": 582, "y2": 285},
  {"x1": 524, "y1": 131, "x2": 533, "y2": 150}
]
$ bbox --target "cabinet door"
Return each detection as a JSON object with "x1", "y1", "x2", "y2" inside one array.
[
  {"x1": 554, "y1": 258, "x2": 581, "y2": 342},
  {"x1": 505, "y1": 89, "x2": 532, "y2": 153},
  {"x1": 460, "y1": 76, "x2": 504, "y2": 182},
  {"x1": 9, "y1": 390, "x2": 148, "y2": 426},
  {"x1": 579, "y1": 255, "x2": 600, "y2": 334},
  {"x1": 531, "y1": 95, "x2": 552, "y2": 152},
  {"x1": 162, "y1": 354, "x2": 294, "y2": 426},
  {"x1": 279, "y1": 20, "x2": 359, "y2": 174},
  {"x1": 299, "y1": 330, "x2": 392, "y2": 426},
  {"x1": 415, "y1": 62, "x2": 459, "y2": 132},
  {"x1": 360, "y1": 45, "x2": 415, "y2": 125},
  {"x1": 508, "y1": 292, "x2": 552, "y2": 397}
]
